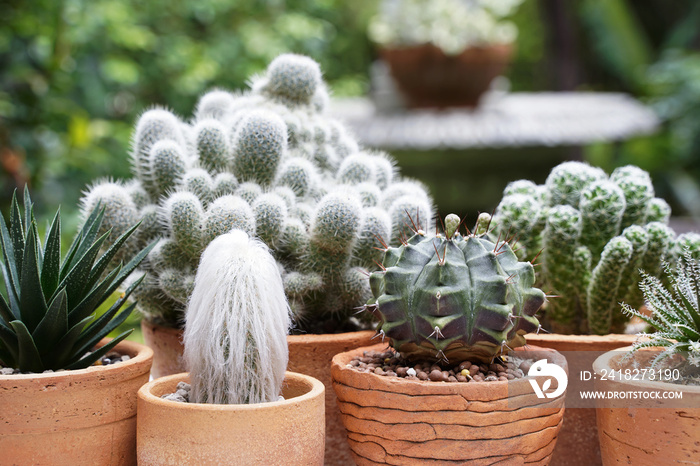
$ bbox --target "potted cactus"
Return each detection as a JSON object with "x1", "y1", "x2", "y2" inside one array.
[
  {"x1": 369, "y1": 0, "x2": 523, "y2": 108},
  {"x1": 0, "y1": 188, "x2": 154, "y2": 464},
  {"x1": 82, "y1": 53, "x2": 433, "y2": 464},
  {"x1": 491, "y1": 161, "x2": 700, "y2": 465},
  {"x1": 136, "y1": 230, "x2": 325, "y2": 464},
  {"x1": 331, "y1": 213, "x2": 567, "y2": 464},
  {"x1": 593, "y1": 249, "x2": 700, "y2": 464}
]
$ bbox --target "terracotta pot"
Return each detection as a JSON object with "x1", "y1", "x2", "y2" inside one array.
[
  {"x1": 137, "y1": 371, "x2": 325, "y2": 465},
  {"x1": 0, "y1": 338, "x2": 153, "y2": 465},
  {"x1": 142, "y1": 318, "x2": 374, "y2": 465},
  {"x1": 593, "y1": 346, "x2": 700, "y2": 464},
  {"x1": 381, "y1": 43, "x2": 513, "y2": 109},
  {"x1": 332, "y1": 343, "x2": 566, "y2": 465},
  {"x1": 288, "y1": 330, "x2": 376, "y2": 466},
  {"x1": 524, "y1": 333, "x2": 637, "y2": 466},
  {"x1": 141, "y1": 319, "x2": 186, "y2": 379}
]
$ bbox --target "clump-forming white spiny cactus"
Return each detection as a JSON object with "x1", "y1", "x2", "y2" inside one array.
[
  {"x1": 184, "y1": 230, "x2": 290, "y2": 404},
  {"x1": 81, "y1": 53, "x2": 434, "y2": 333}
]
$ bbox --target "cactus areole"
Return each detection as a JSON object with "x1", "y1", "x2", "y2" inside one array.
[{"x1": 366, "y1": 214, "x2": 545, "y2": 364}]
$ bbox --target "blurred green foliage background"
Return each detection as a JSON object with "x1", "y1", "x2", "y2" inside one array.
[
  {"x1": 2, "y1": 0, "x2": 700, "y2": 341},
  {"x1": 2, "y1": 0, "x2": 699, "y2": 223}
]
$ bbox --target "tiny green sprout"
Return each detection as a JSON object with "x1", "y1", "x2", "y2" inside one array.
[{"x1": 445, "y1": 213, "x2": 460, "y2": 239}]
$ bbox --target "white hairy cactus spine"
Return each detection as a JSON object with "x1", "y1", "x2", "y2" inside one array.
[{"x1": 183, "y1": 230, "x2": 291, "y2": 404}]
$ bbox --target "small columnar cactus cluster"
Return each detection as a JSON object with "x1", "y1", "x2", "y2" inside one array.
[
  {"x1": 80, "y1": 54, "x2": 433, "y2": 332},
  {"x1": 365, "y1": 213, "x2": 544, "y2": 364},
  {"x1": 493, "y1": 161, "x2": 700, "y2": 335}
]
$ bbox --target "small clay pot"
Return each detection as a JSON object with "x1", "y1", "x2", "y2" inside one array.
[
  {"x1": 0, "y1": 338, "x2": 153, "y2": 466},
  {"x1": 525, "y1": 333, "x2": 637, "y2": 466},
  {"x1": 593, "y1": 346, "x2": 700, "y2": 464},
  {"x1": 141, "y1": 319, "x2": 186, "y2": 379},
  {"x1": 381, "y1": 43, "x2": 513, "y2": 109},
  {"x1": 332, "y1": 343, "x2": 566, "y2": 465},
  {"x1": 137, "y1": 371, "x2": 325, "y2": 465},
  {"x1": 142, "y1": 318, "x2": 374, "y2": 465},
  {"x1": 288, "y1": 330, "x2": 375, "y2": 466}
]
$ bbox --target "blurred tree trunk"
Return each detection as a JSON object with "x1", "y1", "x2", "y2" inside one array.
[{"x1": 539, "y1": 0, "x2": 582, "y2": 91}]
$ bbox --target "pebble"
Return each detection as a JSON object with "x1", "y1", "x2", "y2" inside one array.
[{"x1": 349, "y1": 350, "x2": 531, "y2": 384}]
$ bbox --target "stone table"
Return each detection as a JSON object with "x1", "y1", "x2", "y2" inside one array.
[{"x1": 329, "y1": 93, "x2": 660, "y2": 217}]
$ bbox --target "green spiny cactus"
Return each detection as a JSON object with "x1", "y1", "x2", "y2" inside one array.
[
  {"x1": 146, "y1": 140, "x2": 187, "y2": 198},
  {"x1": 646, "y1": 197, "x2": 671, "y2": 224},
  {"x1": 131, "y1": 109, "x2": 187, "y2": 180},
  {"x1": 194, "y1": 89, "x2": 238, "y2": 121},
  {"x1": 256, "y1": 53, "x2": 322, "y2": 106},
  {"x1": 82, "y1": 54, "x2": 434, "y2": 334},
  {"x1": 542, "y1": 205, "x2": 582, "y2": 333},
  {"x1": 81, "y1": 181, "x2": 140, "y2": 241},
  {"x1": 213, "y1": 172, "x2": 239, "y2": 198},
  {"x1": 160, "y1": 191, "x2": 204, "y2": 258},
  {"x1": 579, "y1": 181, "x2": 626, "y2": 261},
  {"x1": 545, "y1": 161, "x2": 606, "y2": 207},
  {"x1": 182, "y1": 168, "x2": 215, "y2": 206},
  {"x1": 205, "y1": 195, "x2": 255, "y2": 243},
  {"x1": 366, "y1": 213, "x2": 544, "y2": 364},
  {"x1": 610, "y1": 165, "x2": 654, "y2": 228},
  {"x1": 275, "y1": 157, "x2": 318, "y2": 197},
  {"x1": 233, "y1": 111, "x2": 287, "y2": 186},
  {"x1": 353, "y1": 207, "x2": 392, "y2": 269},
  {"x1": 493, "y1": 161, "x2": 680, "y2": 335},
  {"x1": 355, "y1": 183, "x2": 382, "y2": 208},
  {"x1": 253, "y1": 193, "x2": 288, "y2": 247},
  {"x1": 195, "y1": 119, "x2": 232, "y2": 174},
  {"x1": 337, "y1": 153, "x2": 377, "y2": 185},
  {"x1": 587, "y1": 237, "x2": 633, "y2": 335}
]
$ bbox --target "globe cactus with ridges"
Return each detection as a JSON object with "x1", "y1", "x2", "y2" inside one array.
[{"x1": 365, "y1": 213, "x2": 544, "y2": 364}]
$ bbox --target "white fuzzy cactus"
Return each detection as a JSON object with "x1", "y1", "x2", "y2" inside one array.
[
  {"x1": 81, "y1": 53, "x2": 435, "y2": 333},
  {"x1": 183, "y1": 230, "x2": 291, "y2": 404}
]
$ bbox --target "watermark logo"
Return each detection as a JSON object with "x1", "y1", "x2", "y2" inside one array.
[{"x1": 528, "y1": 359, "x2": 568, "y2": 399}]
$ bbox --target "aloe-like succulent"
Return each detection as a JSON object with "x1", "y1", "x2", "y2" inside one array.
[
  {"x1": 622, "y1": 249, "x2": 700, "y2": 372},
  {"x1": 365, "y1": 213, "x2": 544, "y2": 364},
  {"x1": 0, "y1": 188, "x2": 153, "y2": 372}
]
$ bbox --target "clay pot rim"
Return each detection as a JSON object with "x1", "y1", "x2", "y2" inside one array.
[
  {"x1": 525, "y1": 333, "x2": 639, "y2": 344},
  {"x1": 287, "y1": 329, "x2": 375, "y2": 345},
  {"x1": 138, "y1": 370, "x2": 325, "y2": 412},
  {"x1": 0, "y1": 338, "x2": 153, "y2": 382},
  {"x1": 379, "y1": 42, "x2": 513, "y2": 54},
  {"x1": 332, "y1": 343, "x2": 566, "y2": 392},
  {"x1": 593, "y1": 345, "x2": 700, "y2": 393}
]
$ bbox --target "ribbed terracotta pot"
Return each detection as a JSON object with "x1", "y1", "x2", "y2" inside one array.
[
  {"x1": 141, "y1": 319, "x2": 185, "y2": 379},
  {"x1": 332, "y1": 343, "x2": 567, "y2": 465},
  {"x1": 0, "y1": 338, "x2": 153, "y2": 466},
  {"x1": 137, "y1": 371, "x2": 325, "y2": 465},
  {"x1": 525, "y1": 333, "x2": 637, "y2": 466},
  {"x1": 287, "y1": 330, "x2": 375, "y2": 465},
  {"x1": 381, "y1": 43, "x2": 513, "y2": 109},
  {"x1": 593, "y1": 346, "x2": 700, "y2": 464}
]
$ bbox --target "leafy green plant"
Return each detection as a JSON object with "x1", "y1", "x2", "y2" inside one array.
[
  {"x1": 622, "y1": 249, "x2": 700, "y2": 372},
  {"x1": 0, "y1": 187, "x2": 153, "y2": 372},
  {"x1": 369, "y1": 0, "x2": 523, "y2": 54}
]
